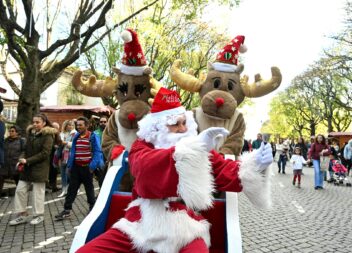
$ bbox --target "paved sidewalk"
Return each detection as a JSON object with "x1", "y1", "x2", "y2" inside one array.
[
  {"x1": 0, "y1": 183, "x2": 97, "y2": 253},
  {"x1": 239, "y1": 162, "x2": 352, "y2": 252}
]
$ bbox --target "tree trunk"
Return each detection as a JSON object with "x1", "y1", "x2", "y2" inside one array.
[
  {"x1": 327, "y1": 118, "x2": 333, "y2": 133},
  {"x1": 310, "y1": 121, "x2": 316, "y2": 137},
  {"x1": 16, "y1": 72, "x2": 41, "y2": 134}
]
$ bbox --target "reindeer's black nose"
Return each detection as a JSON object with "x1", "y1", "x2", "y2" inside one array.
[
  {"x1": 128, "y1": 112, "x2": 136, "y2": 121},
  {"x1": 215, "y1": 97, "x2": 224, "y2": 108}
]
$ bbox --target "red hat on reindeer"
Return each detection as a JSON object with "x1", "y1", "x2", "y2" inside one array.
[
  {"x1": 120, "y1": 29, "x2": 149, "y2": 76},
  {"x1": 212, "y1": 35, "x2": 247, "y2": 73}
]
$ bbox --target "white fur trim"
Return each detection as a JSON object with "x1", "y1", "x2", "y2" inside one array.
[
  {"x1": 151, "y1": 106, "x2": 185, "y2": 118},
  {"x1": 120, "y1": 64, "x2": 147, "y2": 76},
  {"x1": 238, "y1": 151, "x2": 272, "y2": 209},
  {"x1": 239, "y1": 44, "x2": 247, "y2": 53},
  {"x1": 121, "y1": 30, "x2": 132, "y2": 43},
  {"x1": 174, "y1": 137, "x2": 215, "y2": 210},
  {"x1": 211, "y1": 62, "x2": 242, "y2": 73},
  {"x1": 113, "y1": 199, "x2": 210, "y2": 253}
]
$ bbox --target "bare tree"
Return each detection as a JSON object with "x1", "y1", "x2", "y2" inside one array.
[{"x1": 0, "y1": 0, "x2": 159, "y2": 130}]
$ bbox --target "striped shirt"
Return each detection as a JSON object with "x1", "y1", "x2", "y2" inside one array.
[{"x1": 75, "y1": 131, "x2": 92, "y2": 166}]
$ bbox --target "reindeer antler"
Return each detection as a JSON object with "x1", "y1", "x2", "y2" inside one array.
[
  {"x1": 72, "y1": 70, "x2": 117, "y2": 97},
  {"x1": 170, "y1": 59, "x2": 203, "y2": 93},
  {"x1": 148, "y1": 77, "x2": 163, "y2": 105},
  {"x1": 240, "y1": 67, "x2": 282, "y2": 98}
]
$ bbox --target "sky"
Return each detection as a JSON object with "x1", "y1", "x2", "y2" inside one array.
[{"x1": 203, "y1": 0, "x2": 346, "y2": 139}]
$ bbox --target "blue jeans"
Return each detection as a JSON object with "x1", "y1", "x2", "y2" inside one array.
[
  {"x1": 60, "y1": 163, "x2": 69, "y2": 188},
  {"x1": 277, "y1": 158, "x2": 286, "y2": 173},
  {"x1": 313, "y1": 159, "x2": 324, "y2": 187}
]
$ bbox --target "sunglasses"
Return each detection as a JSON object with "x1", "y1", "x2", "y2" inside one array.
[
  {"x1": 9, "y1": 130, "x2": 17, "y2": 132},
  {"x1": 100, "y1": 121, "x2": 107, "y2": 123}
]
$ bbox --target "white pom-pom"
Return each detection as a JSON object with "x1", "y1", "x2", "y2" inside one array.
[
  {"x1": 121, "y1": 30, "x2": 132, "y2": 43},
  {"x1": 239, "y1": 44, "x2": 248, "y2": 53}
]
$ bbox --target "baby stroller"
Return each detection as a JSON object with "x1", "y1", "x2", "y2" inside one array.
[{"x1": 331, "y1": 159, "x2": 352, "y2": 187}]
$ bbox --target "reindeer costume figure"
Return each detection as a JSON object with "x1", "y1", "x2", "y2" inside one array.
[
  {"x1": 170, "y1": 35, "x2": 282, "y2": 157},
  {"x1": 72, "y1": 29, "x2": 161, "y2": 191}
]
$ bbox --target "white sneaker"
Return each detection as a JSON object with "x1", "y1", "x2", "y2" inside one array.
[
  {"x1": 58, "y1": 186, "x2": 68, "y2": 198},
  {"x1": 58, "y1": 191, "x2": 67, "y2": 197},
  {"x1": 9, "y1": 215, "x2": 29, "y2": 225},
  {"x1": 30, "y1": 216, "x2": 44, "y2": 225}
]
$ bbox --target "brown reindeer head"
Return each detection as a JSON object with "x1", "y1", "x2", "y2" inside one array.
[
  {"x1": 72, "y1": 29, "x2": 162, "y2": 129},
  {"x1": 71, "y1": 67, "x2": 161, "y2": 129},
  {"x1": 170, "y1": 35, "x2": 282, "y2": 119},
  {"x1": 170, "y1": 60, "x2": 282, "y2": 119}
]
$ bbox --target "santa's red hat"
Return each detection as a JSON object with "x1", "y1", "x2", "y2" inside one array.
[
  {"x1": 212, "y1": 35, "x2": 247, "y2": 73},
  {"x1": 150, "y1": 87, "x2": 185, "y2": 118},
  {"x1": 120, "y1": 29, "x2": 148, "y2": 76}
]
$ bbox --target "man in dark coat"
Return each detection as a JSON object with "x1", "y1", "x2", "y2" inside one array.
[
  {"x1": 0, "y1": 99, "x2": 5, "y2": 189},
  {"x1": 252, "y1": 133, "x2": 263, "y2": 150}
]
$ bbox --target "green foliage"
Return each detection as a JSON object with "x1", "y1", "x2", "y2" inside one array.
[
  {"x1": 83, "y1": 0, "x2": 239, "y2": 108},
  {"x1": 170, "y1": 0, "x2": 240, "y2": 19},
  {"x1": 0, "y1": 29, "x2": 7, "y2": 45},
  {"x1": 61, "y1": 83, "x2": 84, "y2": 105}
]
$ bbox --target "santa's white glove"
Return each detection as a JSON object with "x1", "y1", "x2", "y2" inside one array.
[
  {"x1": 197, "y1": 127, "x2": 229, "y2": 152},
  {"x1": 255, "y1": 142, "x2": 273, "y2": 172}
]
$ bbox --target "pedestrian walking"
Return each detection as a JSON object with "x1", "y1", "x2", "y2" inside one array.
[
  {"x1": 48, "y1": 122, "x2": 62, "y2": 193},
  {"x1": 9, "y1": 113, "x2": 56, "y2": 225},
  {"x1": 0, "y1": 126, "x2": 25, "y2": 196},
  {"x1": 271, "y1": 141, "x2": 276, "y2": 160},
  {"x1": 58, "y1": 120, "x2": 76, "y2": 197},
  {"x1": 93, "y1": 116, "x2": 108, "y2": 187},
  {"x1": 55, "y1": 116, "x2": 104, "y2": 220},
  {"x1": 295, "y1": 137, "x2": 308, "y2": 160},
  {"x1": 343, "y1": 139, "x2": 352, "y2": 176},
  {"x1": 275, "y1": 138, "x2": 284, "y2": 162},
  {"x1": 0, "y1": 101, "x2": 6, "y2": 195},
  {"x1": 252, "y1": 133, "x2": 263, "y2": 150},
  {"x1": 290, "y1": 147, "x2": 307, "y2": 188},
  {"x1": 242, "y1": 139, "x2": 250, "y2": 154},
  {"x1": 278, "y1": 143, "x2": 289, "y2": 174},
  {"x1": 307, "y1": 134, "x2": 330, "y2": 190}
]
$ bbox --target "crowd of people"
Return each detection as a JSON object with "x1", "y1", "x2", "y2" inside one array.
[
  {"x1": 0, "y1": 104, "x2": 107, "y2": 225},
  {"x1": 242, "y1": 133, "x2": 352, "y2": 190}
]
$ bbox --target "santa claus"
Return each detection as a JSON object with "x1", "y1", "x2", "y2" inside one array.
[{"x1": 77, "y1": 87, "x2": 272, "y2": 253}]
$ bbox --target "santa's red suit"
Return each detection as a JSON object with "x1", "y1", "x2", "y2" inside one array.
[
  {"x1": 78, "y1": 138, "x2": 270, "y2": 253},
  {"x1": 77, "y1": 88, "x2": 271, "y2": 253}
]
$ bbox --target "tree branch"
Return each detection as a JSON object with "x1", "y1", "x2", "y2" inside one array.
[
  {"x1": 0, "y1": 1, "x2": 25, "y2": 34},
  {"x1": 0, "y1": 60, "x2": 21, "y2": 95}
]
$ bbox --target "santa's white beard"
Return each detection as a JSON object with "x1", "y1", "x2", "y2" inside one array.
[
  {"x1": 137, "y1": 110, "x2": 199, "y2": 149},
  {"x1": 153, "y1": 130, "x2": 197, "y2": 149}
]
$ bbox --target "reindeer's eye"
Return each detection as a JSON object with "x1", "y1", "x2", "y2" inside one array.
[
  {"x1": 213, "y1": 79, "x2": 221, "y2": 88},
  {"x1": 118, "y1": 82, "x2": 128, "y2": 96},
  {"x1": 228, "y1": 81, "x2": 234, "y2": 90},
  {"x1": 134, "y1": 84, "x2": 146, "y2": 98}
]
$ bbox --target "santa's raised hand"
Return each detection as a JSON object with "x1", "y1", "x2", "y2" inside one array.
[
  {"x1": 255, "y1": 142, "x2": 273, "y2": 172},
  {"x1": 196, "y1": 127, "x2": 229, "y2": 152}
]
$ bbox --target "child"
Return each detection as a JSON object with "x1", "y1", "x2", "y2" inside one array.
[
  {"x1": 290, "y1": 147, "x2": 307, "y2": 188},
  {"x1": 331, "y1": 159, "x2": 348, "y2": 177},
  {"x1": 327, "y1": 148, "x2": 338, "y2": 182}
]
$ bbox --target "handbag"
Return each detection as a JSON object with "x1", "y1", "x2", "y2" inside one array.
[{"x1": 320, "y1": 156, "x2": 330, "y2": 171}]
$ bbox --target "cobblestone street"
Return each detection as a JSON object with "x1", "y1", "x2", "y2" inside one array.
[{"x1": 0, "y1": 162, "x2": 352, "y2": 253}]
